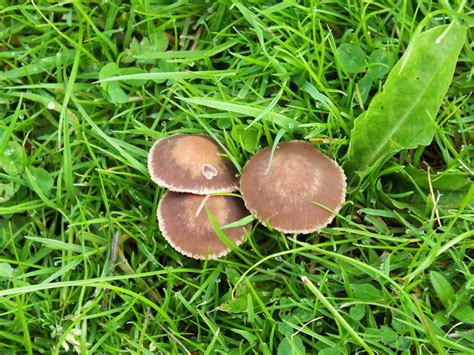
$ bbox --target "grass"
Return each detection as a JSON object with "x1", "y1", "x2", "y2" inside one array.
[{"x1": 0, "y1": 0, "x2": 472, "y2": 354}]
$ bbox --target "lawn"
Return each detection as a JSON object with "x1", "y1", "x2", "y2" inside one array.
[{"x1": 0, "y1": 1, "x2": 473, "y2": 354}]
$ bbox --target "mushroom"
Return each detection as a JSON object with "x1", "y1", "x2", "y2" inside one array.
[
  {"x1": 158, "y1": 191, "x2": 251, "y2": 259},
  {"x1": 148, "y1": 134, "x2": 238, "y2": 194},
  {"x1": 240, "y1": 141, "x2": 346, "y2": 234}
]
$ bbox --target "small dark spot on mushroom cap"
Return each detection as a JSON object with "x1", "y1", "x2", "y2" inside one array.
[
  {"x1": 148, "y1": 134, "x2": 238, "y2": 194},
  {"x1": 202, "y1": 163, "x2": 218, "y2": 180}
]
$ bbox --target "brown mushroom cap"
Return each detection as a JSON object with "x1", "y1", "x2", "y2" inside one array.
[
  {"x1": 157, "y1": 191, "x2": 251, "y2": 259},
  {"x1": 148, "y1": 134, "x2": 238, "y2": 194},
  {"x1": 240, "y1": 141, "x2": 346, "y2": 234}
]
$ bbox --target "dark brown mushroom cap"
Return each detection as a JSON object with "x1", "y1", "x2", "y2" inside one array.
[
  {"x1": 148, "y1": 134, "x2": 238, "y2": 194},
  {"x1": 157, "y1": 191, "x2": 251, "y2": 259},
  {"x1": 240, "y1": 141, "x2": 346, "y2": 234}
]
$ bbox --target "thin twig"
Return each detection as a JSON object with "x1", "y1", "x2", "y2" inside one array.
[
  {"x1": 308, "y1": 137, "x2": 339, "y2": 143},
  {"x1": 426, "y1": 165, "x2": 442, "y2": 228},
  {"x1": 190, "y1": 25, "x2": 204, "y2": 51},
  {"x1": 291, "y1": 317, "x2": 323, "y2": 337}
]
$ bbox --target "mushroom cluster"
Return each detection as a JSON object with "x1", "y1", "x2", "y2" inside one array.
[
  {"x1": 148, "y1": 135, "x2": 250, "y2": 259},
  {"x1": 148, "y1": 135, "x2": 346, "y2": 259}
]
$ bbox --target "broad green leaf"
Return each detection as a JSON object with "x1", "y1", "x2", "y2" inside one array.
[
  {"x1": 27, "y1": 167, "x2": 54, "y2": 195},
  {"x1": 118, "y1": 67, "x2": 147, "y2": 86},
  {"x1": 432, "y1": 312, "x2": 451, "y2": 327},
  {"x1": 231, "y1": 124, "x2": 262, "y2": 153},
  {"x1": 452, "y1": 303, "x2": 474, "y2": 324},
  {"x1": 151, "y1": 60, "x2": 177, "y2": 84},
  {"x1": 386, "y1": 168, "x2": 473, "y2": 209},
  {"x1": 404, "y1": 167, "x2": 471, "y2": 191},
  {"x1": 364, "y1": 326, "x2": 397, "y2": 345},
  {"x1": 357, "y1": 74, "x2": 372, "y2": 104},
  {"x1": 123, "y1": 32, "x2": 168, "y2": 64},
  {"x1": 346, "y1": 23, "x2": 467, "y2": 173},
  {"x1": 0, "y1": 141, "x2": 24, "y2": 175},
  {"x1": 216, "y1": 297, "x2": 247, "y2": 313},
  {"x1": 336, "y1": 43, "x2": 366, "y2": 74},
  {"x1": 368, "y1": 49, "x2": 391, "y2": 79},
  {"x1": 232, "y1": 329, "x2": 257, "y2": 345},
  {"x1": 24, "y1": 167, "x2": 66, "y2": 218},
  {"x1": 352, "y1": 283, "x2": 383, "y2": 301},
  {"x1": 0, "y1": 182, "x2": 19, "y2": 203},
  {"x1": 217, "y1": 116, "x2": 232, "y2": 129},
  {"x1": 431, "y1": 276, "x2": 474, "y2": 324},
  {"x1": 436, "y1": 189, "x2": 473, "y2": 209},
  {"x1": 277, "y1": 335, "x2": 305, "y2": 355},
  {"x1": 392, "y1": 317, "x2": 412, "y2": 333},
  {"x1": 107, "y1": 82, "x2": 128, "y2": 104},
  {"x1": 350, "y1": 304, "x2": 366, "y2": 321},
  {"x1": 451, "y1": 285, "x2": 474, "y2": 324},
  {"x1": 0, "y1": 262, "x2": 14, "y2": 278},
  {"x1": 225, "y1": 266, "x2": 242, "y2": 285},
  {"x1": 393, "y1": 337, "x2": 412, "y2": 351},
  {"x1": 430, "y1": 271, "x2": 455, "y2": 309},
  {"x1": 99, "y1": 62, "x2": 117, "y2": 81},
  {"x1": 277, "y1": 321, "x2": 293, "y2": 336},
  {"x1": 99, "y1": 63, "x2": 128, "y2": 104},
  {"x1": 290, "y1": 309, "x2": 314, "y2": 323}
]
